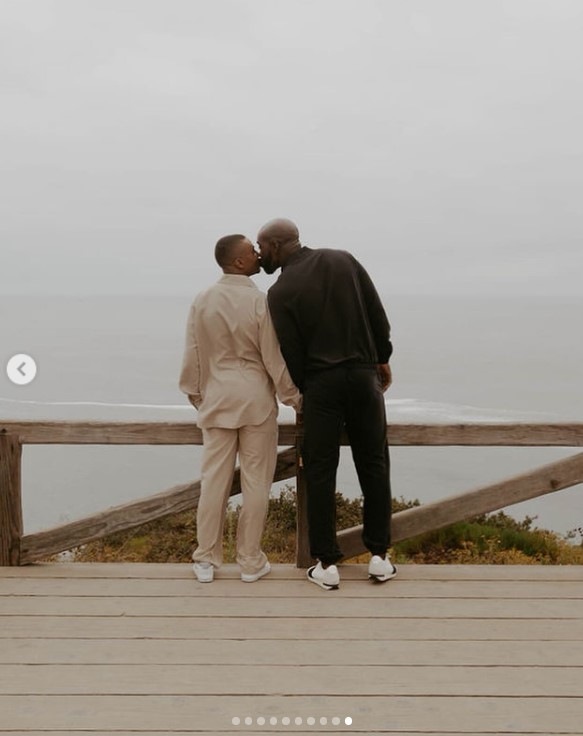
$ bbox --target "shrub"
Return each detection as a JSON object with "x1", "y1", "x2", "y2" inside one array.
[{"x1": 71, "y1": 488, "x2": 583, "y2": 565}]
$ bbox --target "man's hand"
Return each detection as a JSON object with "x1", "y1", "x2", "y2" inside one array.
[{"x1": 378, "y1": 363, "x2": 392, "y2": 392}]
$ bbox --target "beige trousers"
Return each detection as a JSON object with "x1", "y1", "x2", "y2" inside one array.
[{"x1": 192, "y1": 409, "x2": 278, "y2": 575}]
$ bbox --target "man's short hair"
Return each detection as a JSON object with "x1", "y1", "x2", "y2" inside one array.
[{"x1": 215, "y1": 234, "x2": 246, "y2": 268}]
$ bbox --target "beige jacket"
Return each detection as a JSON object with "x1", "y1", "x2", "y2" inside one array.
[{"x1": 179, "y1": 274, "x2": 302, "y2": 428}]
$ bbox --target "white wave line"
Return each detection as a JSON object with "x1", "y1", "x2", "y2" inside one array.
[
  {"x1": 0, "y1": 396, "x2": 190, "y2": 409},
  {"x1": 0, "y1": 395, "x2": 559, "y2": 420}
]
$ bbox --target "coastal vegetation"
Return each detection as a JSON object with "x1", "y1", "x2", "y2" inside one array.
[{"x1": 71, "y1": 486, "x2": 583, "y2": 564}]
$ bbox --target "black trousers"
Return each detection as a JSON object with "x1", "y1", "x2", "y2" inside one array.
[{"x1": 301, "y1": 365, "x2": 392, "y2": 565}]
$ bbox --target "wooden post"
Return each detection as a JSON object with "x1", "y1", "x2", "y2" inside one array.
[
  {"x1": 294, "y1": 426, "x2": 312, "y2": 568},
  {"x1": 0, "y1": 434, "x2": 23, "y2": 566}
]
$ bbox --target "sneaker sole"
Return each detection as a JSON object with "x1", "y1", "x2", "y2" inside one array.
[
  {"x1": 368, "y1": 567, "x2": 398, "y2": 583},
  {"x1": 241, "y1": 565, "x2": 271, "y2": 583},
  {"x1": 307, "y1": 566, "x2": 339, "y2": 591}
]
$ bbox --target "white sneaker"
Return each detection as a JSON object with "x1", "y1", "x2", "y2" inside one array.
[
  {"x1": 241, "y1": 561, "x2": 271, "y2": 583},
  {"x1": 307, "y1": 561, "x2": 340, "y2": 590},
  {"x1": 368, "y1": 554, "x2": 397, "y2": 582},
  {"x1": 193, "y1": 561, "x2": 214, "y2": 583}
]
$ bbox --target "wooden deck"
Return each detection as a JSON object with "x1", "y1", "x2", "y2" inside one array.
[{"x1": 1, "y1": 563, "x2": 583, "y2": 734}]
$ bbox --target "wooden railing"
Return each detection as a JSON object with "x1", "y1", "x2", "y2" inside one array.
[{"x1": 1, "y1": 421, "x2": 583, "y2": 567}]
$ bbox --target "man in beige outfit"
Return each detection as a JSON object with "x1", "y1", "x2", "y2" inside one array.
[{"x1": 179, "y1": 234, "x2": 302, "y2": 583}]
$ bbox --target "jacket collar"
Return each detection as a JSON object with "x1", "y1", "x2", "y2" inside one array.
[
  {"x1": 282, "y1": 246, "x2": 311, "y2": 270},
  {"x1": 217, "y1": 274, "x2": 258, "y2": 289}
]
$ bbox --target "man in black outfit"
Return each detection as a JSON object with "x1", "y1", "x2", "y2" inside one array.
[{"x1": 257, "y1": 218, "x2": 397, "y2": 590}]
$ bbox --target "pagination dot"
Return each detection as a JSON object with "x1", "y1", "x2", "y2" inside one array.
[{"x1": 232, "y1": 712, "x2": 352, "y2": 728}]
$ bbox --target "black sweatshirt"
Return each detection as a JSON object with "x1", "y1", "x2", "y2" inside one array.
[{"x1": 266, "y1": 247, "x2": 392, "y2": 392}]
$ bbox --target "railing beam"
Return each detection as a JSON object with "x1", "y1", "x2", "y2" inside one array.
[
  {"x1": 337, "y1": 450, "x2": 583, "y2": 559},
  {"x1": 2, "y1": 421, "x2": 583, "y2": 446}
]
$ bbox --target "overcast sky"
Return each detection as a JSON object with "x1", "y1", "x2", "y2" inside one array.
[{"x1": 2, "y1": 0, "x2": 582, "y2": 297}]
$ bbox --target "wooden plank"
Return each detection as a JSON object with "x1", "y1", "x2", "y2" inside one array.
[
  {"x1": 2, "y1": 562, "x2": 583, "y2": 581},
  {"x1": 3, "y1": 576, "x2": 583, "y2": 598},
  {"x1": 19, "y1": 448, "x2": 296, "y2": 564},
  {"x1": 2, "y1": 732, "x2": 548, "y2": 736},
  {"x1": 1, "y1": 615, "x2": 582, "y2": 640},
  {"x1": 0, "y1": 733, "x2": 569, "y2": 736},
  {"x1": 2, "y1": 564, "x2": 582, "y2": 736},
  {"x1": 386, "y1": 422, "x2": 583, "y2": 447},
  {"x1": 1, "y1": 564, "x2": 581, "y2": 735},
  {"x1": 339, "y1": 451, "x2": 583, "y2": 557},
  {"x1": 0, "y1": 434, "x2": 22, "y2": 566},
  {"x1": 2, "y1": 594, "x2": 583, "y2": 618},
  {"x1": 293, "y1": 421, "x2": 583, "y2": 446},
  {"x1": 2, "y1": 663, "x2": 582, "y2": 696},
  {"x1": 0, "y1": 421, "x2": 204, "y2": 445},
  {"x1": 8, "y1": 733, "x2": 556, "y2": 736},
  {"x1": 3, "y1": 420, "x2": 583, "y2": 446},
  {"x1": 0, "y1": 733, "x2": 572, "y2": 736},
  {"x1": 1, "y1": 694, "x2": 583, "y2": 732},
  {"x1": 2, "y1": 637, "x2": 580, "y2": 666}
]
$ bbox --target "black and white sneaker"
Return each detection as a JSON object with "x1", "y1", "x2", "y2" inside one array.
[
  {"x1": 368, "y1": 554, "x2": 397, "y2": 582},
  {"x1": 307, "y1": 561, "x2": 340, "y2": 590}
]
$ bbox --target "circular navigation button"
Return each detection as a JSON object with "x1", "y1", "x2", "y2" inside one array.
[{"x1": 6, "y1": 354, "x2": 37, "y2": 386}]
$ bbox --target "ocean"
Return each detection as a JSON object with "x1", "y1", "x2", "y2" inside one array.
[{"x1": 1, "y1": 294, "x2": 582, "y2": 539}]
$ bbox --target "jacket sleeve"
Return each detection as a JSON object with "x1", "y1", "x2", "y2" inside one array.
[
  {"x1": 355, "y1": 258, "x2": 393, "y2": 363},
  {"x1": 257, "y1": 296, "x2": 302, "y2": 412},
  {"x1": 178, "y1": 301, "x2": 202, "y2": 406},
  {"x1": 266, "y1": 287, "x2": 307, "y2": 392}
]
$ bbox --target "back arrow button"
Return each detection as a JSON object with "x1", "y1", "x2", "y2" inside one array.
[{"x1": 6, "y1": 354, "x2": 37, "y2": 386}]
